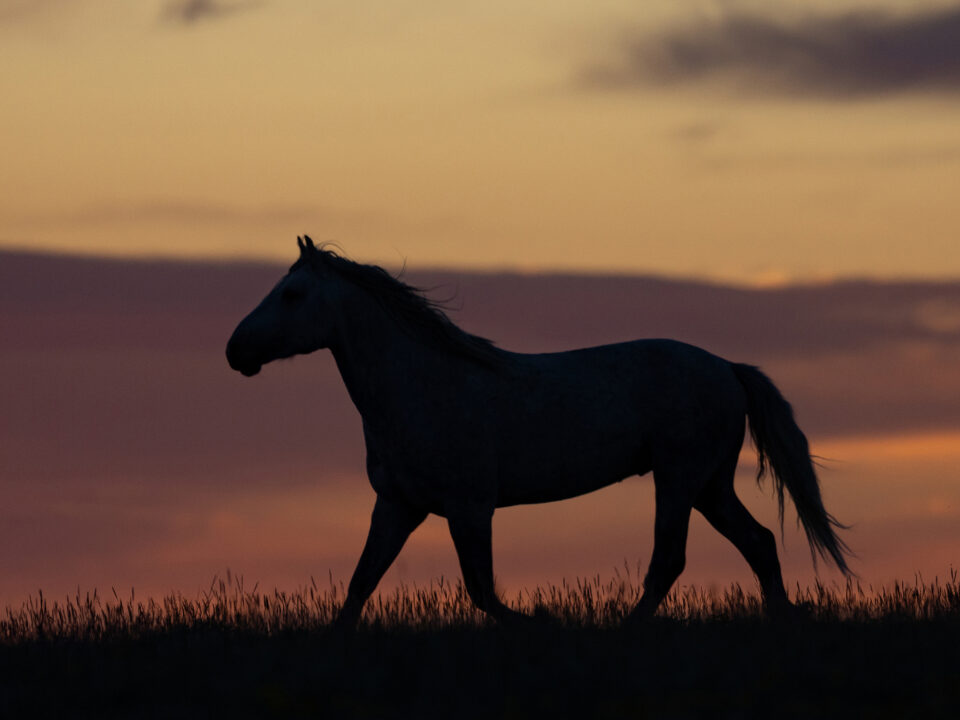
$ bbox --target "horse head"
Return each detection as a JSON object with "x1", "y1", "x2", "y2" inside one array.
[{"x1": 226, "y1": 236, "x2": 341, "y2": 376}]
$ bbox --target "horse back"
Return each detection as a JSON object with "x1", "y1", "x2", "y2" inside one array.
[{"x1": 491, "y1": 339, "x2": 746, "y2": 506}]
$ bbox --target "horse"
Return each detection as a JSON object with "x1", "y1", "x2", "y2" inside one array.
[{"x1": 226, "y1": 236, "x2": 851, "y2": 626}]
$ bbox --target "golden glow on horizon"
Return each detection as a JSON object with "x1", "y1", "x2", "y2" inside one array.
[{"x1": 816, "y1": 430, "x2": 960, "y2": 461}]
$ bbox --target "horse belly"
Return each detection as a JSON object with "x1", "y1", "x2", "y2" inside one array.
[
  {"x1": 495, "y1": 439, "x2": 650, "y2": 507},
  {"x1": 495, "y1": 473, "x2": 640, "y2": 507}
]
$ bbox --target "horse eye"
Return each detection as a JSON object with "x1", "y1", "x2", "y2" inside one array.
[{"x1": 281, "y1": 287, "x2": 303, "y2": 303}]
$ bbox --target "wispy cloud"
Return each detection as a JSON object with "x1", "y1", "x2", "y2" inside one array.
[
  {"x1": 161, "y1": 0, "x2": 259, "y2": 25},
  {"x1": 581, "y1": 6, "x2": 960, "y2": 99}
]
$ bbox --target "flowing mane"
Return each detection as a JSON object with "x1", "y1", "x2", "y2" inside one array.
[{"x1": 295, "y1": 243, "x2": 508, "y2": 369}]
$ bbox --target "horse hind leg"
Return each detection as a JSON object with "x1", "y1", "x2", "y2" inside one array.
[
  {"x1": 447, "y1": 508, "x2": 528, "y2": 625},
  {"x1": 694, "y1": 462, "x2": 792, "y2": 615}
]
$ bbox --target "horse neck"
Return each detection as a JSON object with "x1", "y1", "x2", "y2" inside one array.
[{"x1": 328, "y1": 289, "x2": 441, "y2": 424}]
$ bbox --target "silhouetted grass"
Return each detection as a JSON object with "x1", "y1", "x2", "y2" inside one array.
[{"x1": 3, "y1": 570, "x2": 960, "y2": 718}]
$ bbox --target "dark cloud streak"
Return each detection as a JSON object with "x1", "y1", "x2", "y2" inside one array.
[
  {"x1": 582, "y1": 6, "x2": 960, "y2": 98},
  {"x1": 161, "y1": 0, "x2": 259, "y2": 25}
]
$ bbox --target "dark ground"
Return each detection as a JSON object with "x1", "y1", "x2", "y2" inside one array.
[{"x1": 3, "y1": 616, "x2": 959, "y2": 719}]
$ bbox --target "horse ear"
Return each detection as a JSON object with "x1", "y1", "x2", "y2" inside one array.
[
  {"x1": 303, "y1": 235, "x2": 315, "y2": 249},
  {"x1": 297, "y1": 236, "x2": 305, "y2": 251}
]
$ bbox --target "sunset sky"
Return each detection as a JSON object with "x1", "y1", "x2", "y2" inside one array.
[
  {"x1": 2, "y1": 1, "x2": 960, "y2": 608},
  {"x1": 3, "y1": 0, "x2": 960, "y2": 282}
]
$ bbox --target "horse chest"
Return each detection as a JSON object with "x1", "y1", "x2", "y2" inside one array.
[{"x1": 363, "y1": 429, "x2": 496, "y2": 513}]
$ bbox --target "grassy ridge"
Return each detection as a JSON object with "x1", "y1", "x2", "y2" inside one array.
[{"x1": 3, "y1": 572, "x2": 960, "y2": 718}]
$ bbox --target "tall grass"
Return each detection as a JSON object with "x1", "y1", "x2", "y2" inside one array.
[{"x1": 5, "y1": 568, "x2": 960, "y2": 643}]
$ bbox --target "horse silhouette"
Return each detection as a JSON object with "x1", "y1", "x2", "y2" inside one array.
[{"x1": 226, "y1": 236, "x2": 850, "y2": 626}]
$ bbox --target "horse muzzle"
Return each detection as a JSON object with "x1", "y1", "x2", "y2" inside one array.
[
  {"x1": 226, "y1": 338, "x2": 262, "y2": 377},
  {"x1": 237, "y1": 362, "x2": 262, "y2": 377}
]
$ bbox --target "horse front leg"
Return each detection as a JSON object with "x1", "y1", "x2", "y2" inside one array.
[
  {"x1": 334, "y1": 494, "x2": 426, "y2": 628},
  {"x1": 447, "y1": 508, "x2": 527, "y2": 624}
]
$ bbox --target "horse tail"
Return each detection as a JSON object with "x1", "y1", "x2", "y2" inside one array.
[{"x1": 731, "y1": 363, "x2": 852, "y2": 576}]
